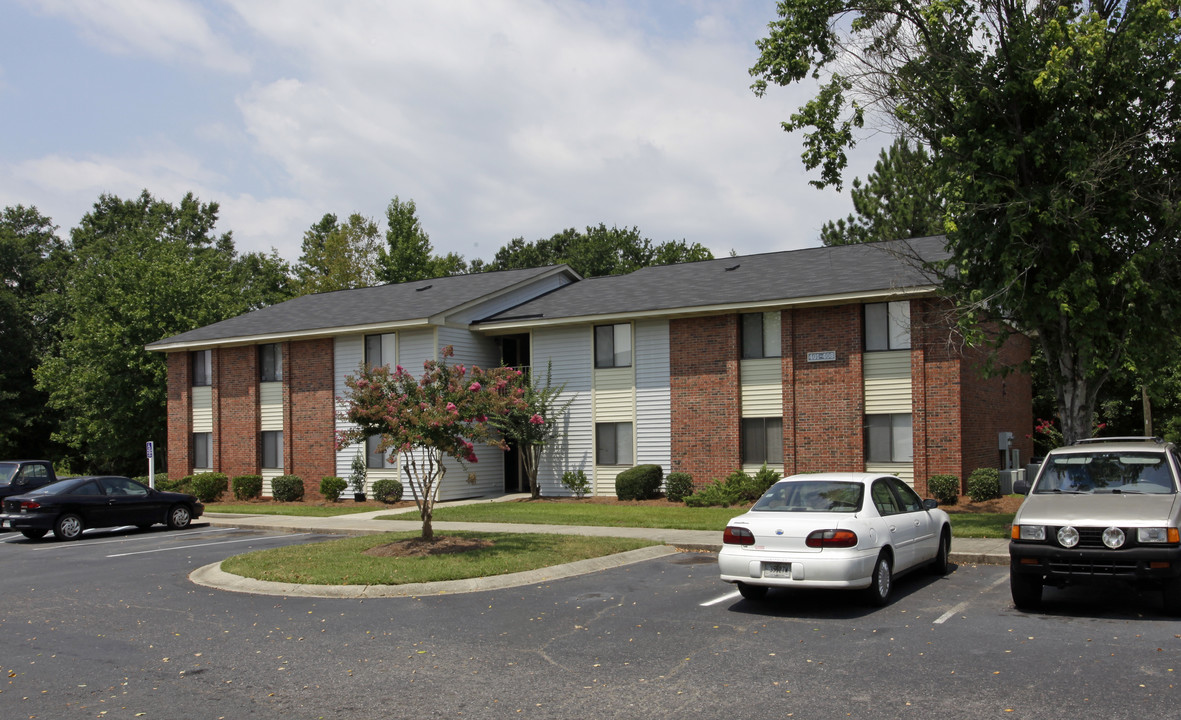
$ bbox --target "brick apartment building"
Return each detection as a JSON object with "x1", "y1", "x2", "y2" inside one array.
[{"x1": 147, "y1": 236, "x2": 1032, "y2": 500}]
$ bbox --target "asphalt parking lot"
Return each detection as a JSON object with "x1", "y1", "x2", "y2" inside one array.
[{"x1": 2, "y1": 525, "x2": 1179, "y2": 719}]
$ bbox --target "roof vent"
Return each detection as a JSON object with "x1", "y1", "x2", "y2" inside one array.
[
  {"x1": 415, "y1": 284, "x2": 433, "y2": 292},
  {"x1": 724, "y1": 264, "x2": 740, "y2": 272}
]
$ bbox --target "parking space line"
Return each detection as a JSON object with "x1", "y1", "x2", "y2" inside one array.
[
  {"x1": 106, "y1": 532, "x2": 311, "y2": 557},
  {"x1": 933, "y1": 574, "x2": 1009, "y2": 624},
  {"x1": 29, "y1": 526, "x2": 238, "y2": 551},
  {"x1": 701, "y1": 589, "x2": 741, "y2": 606}
]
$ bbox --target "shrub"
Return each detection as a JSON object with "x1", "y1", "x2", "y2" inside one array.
[
  {"x1": 319, "y1": 476, "x2": 348, "y2": 502},
  {"x1": 927, "y1": 474, "x2": 960, "y2": 506},
  {"x1": 271, "y1": 475, "x2": 305, "y2": 502},
  {"x1": 966, "y1": 467, "x2": 1001, "y2": 503},
  {"x1": 189, "y1": 473, "x2": 229, "y2": 503},
  {"x1": 157, "y1": 476, "x2": 192, "y2": 494},
  {"x1": 665, "y1": 472, "x2": 694, "y2": 502},
  {"x1": 372, "y1": 478, "x2": 404, "y2": 504},
  {"x1": 349, "y1": 451, "x2": 367, "y2": 495},
  {"x1": 231, "y1": 475, "x2": 263, "y2": 501},
  {"x1": 615, "y1": 464, "x2": 664, "y2": 501},
  {"x1": 684, "y1": 479, "x2": 747, "y2": 507},
  {"x1": 561, "y1": 470, "x2": 591, "y2": 498},
  {"x1": 751, "y1": 464, "x2": 781, "y2": 497}
]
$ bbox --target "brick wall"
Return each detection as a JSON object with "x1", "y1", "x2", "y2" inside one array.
[
  {"x1": 287, "y1": 339, "x2": 336, "y2": 499},
  {"x1": 959, "y1": 330, "x2": 1033, "y2": 479},
  {"x1": 669, "y1": 315, "x2": 740, "y2": 482},
  {"x1": 216, "y1": 345, "x2": 259, "y2": 478},
  {"x1": 165, "y1": 352, "x2": 191, "y2": 475},
  {"x1": 790, "y1": 305, "x2": 865, "y2": 472}
]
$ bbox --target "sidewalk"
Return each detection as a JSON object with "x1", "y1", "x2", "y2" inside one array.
[{"x1": 191, "y1": 495, "x2": 1010, "y2": 598}]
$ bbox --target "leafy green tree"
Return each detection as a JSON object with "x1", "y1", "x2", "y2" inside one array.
[
  {"x1": 296, "y1": 212, "x2": 382, "y2": 294},
  {"x1": 34, "y1": 191, "x2": 287, "y2": 474},
  {"x1": 337, "y1": 346, "x2": 523, "y2": 539},
  {"x1": 820, "y1": 138, "x2": 945, "y2": 246},
  {"x1": 750, "y1": 0, "x2": 1181, "y2": 443},
  {"x1": 487, "y1": 224, "x2": 713, "y2": 277},
  {"x1": 0, "y1": 206, "x2": 69, "y2": 458},
  {"x1": 378, "y1": 196, "x2": 462, "y2": 283}
]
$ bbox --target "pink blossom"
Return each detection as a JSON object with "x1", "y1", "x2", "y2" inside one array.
[
  {"x1": 468, "y1": 381, "x2": 482, "y2": 391},
  {"x1": 529, "y1": 414, "x2": 545, "y2": 425}
]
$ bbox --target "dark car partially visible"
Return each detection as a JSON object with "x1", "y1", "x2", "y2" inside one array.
[{"x1": 0, "y1": 476, "x2": 203, "y2": 541}]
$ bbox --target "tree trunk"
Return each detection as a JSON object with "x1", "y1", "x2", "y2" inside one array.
[
  {"x1": 522, "y1": 446, "x2": 541, "y2": 499},
  {"x1": 1143, "y1": 386, "x2": 1153, "y2": 437}
]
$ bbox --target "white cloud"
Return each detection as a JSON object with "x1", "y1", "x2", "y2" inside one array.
[{"x1": 24, "y1": 0, "x2": 249, "y2": 72}]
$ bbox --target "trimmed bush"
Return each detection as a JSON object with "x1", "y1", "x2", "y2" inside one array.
[
  {"x1": 684, "y1": 479, "x2": 746, "y2": 508},
  {"x1": 371, "y1": 478, "x2": 404, "y2": 504},
  {"x1": 927, "y1": 474, "x2": 960, "y2": 506},
  {"x1": 157, "y1": 476, "x2": 192, "y2": 494},
  {"x1": 665, "y1": 472, "x2": 694, "y2": 502},
  {"x1": 751, "y1": 464, "x2": 781, "y2": 497},
  {"x1": 231, "y1": 475, "x2": 263, "y2": 501},
  {"x1": 271, "y1": 474, "x2": 305, "y2": 502},
  {"x1": 319, "y1": 476, "x2": 348, "y2": 502},
  {"x1": 615, "y1": 464, "x2": 664, "y2": 501},
  {"x1": 561, "y1": 470, "x2": 591, "y2": 498},
  {"x1": 189, "y1": 473, "x2": 229, "y2": 503},
  {"x1": 966, "y1": 467, "x2": 1001, "y2": 503}
]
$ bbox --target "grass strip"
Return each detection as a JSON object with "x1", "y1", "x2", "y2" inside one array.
[
  {"x1": 398, "y1": 502, "x2": 745, "y2": 531},
  {"x1": 219, "y1": 531, "x2": 658, "y2": 586},
  {"x1": 947, "y1": 513, "x2": 1015, "y2": 539},
  {"x1": 206, "y1": 503, "x2": 382, "y2": 517}
]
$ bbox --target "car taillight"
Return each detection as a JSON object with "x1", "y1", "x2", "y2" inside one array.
[
  {"x1": 19, "y1": 501, "x2": 41, "y2": 510},
  {"x1": 723, "y1": 526, "x2": 755, "y2": 545},
  {"x1": 805, "y1": 529, "x2": 858, "y2": 548}
]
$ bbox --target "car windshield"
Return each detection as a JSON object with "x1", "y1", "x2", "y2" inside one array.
[
  {"x1": 1033, "y1": 452, "x2": 1177, "y2": 494},
  {"x1": 0, "y1": 463, "x2": 16, "y2": 484},
  {"x1": 752, "y1": 480, "x2": 864, "y2": 512}
]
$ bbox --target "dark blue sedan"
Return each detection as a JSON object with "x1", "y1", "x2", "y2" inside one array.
[{"x1": 0, "y1": 476, "x2": 203, "y2": 540}]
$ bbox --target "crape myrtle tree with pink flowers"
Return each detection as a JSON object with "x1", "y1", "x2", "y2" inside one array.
[{"x1": 337, "y1": 346, "x2": 574, "y2": 539}]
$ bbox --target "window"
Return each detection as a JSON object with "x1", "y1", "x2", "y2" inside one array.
[
  {"x1": 259, "y1": 344, "x2": 282, "y2": 382},
  {"x1": 594, "y1": 324, "x2": 632, "y2": 368},
  {"x1": 742, "y1": 417, "x2": 784, "y2": 464},
  {"x1": 741, "y1": 312, "x2": 782, "y2": 359},
  {"x1": 366, "y1": 435, "x2": 393, "y2": 469},
  {"x1": 595, "y1": 422, "x2": 633, "y2": 465},
  {"x1": 192, "y1": 432, "x2": 212, "y2": 470},
  {"x1": 262, "y1": 430, "x2": 283, "y2": 469},
  {"x1": 865, "y1": 301, "x2": 911, "y2": 351},
  {"x1": 365, "y1": 333, "x2": 395, "y2": 370},
  {"x1": 865, "y1": 414, "x2": 913, "y2": 462},
  {"x1": 871, "y1": 477, "x2": 923, "y2": 515},
  {"x1": 192, "y1": 350, "x2": 211, "y2": 386}
]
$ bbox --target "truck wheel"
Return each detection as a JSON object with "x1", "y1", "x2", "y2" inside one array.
[
  {"x1": 1163, "y1": 577, "x2": 1181, "y2": 617},
  {"x1": 54, "y1": 513, "x2": 84, "y2": 541},
  {"x1": 1010, "y1": 572, "x2": 1042, "y2": 611}
]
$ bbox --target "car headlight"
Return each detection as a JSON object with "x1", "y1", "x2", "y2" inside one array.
[
  {"x1": 1012, "y1": 524, "x2": 1045, "y2": 541},
  {"x1": 1057, "y1": 526, "x2": 1080, "y2": 548},
  {"x1": 1101, "y1": 527, "x2": 1126, "y2": 549},
  {"x1": 1137, "y1": 527, "x2": 1180, "y2": 544}
]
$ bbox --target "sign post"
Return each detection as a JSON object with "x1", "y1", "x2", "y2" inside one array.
[{"x1": 146, "y1": 441, "x2": 155, "y2": 489}]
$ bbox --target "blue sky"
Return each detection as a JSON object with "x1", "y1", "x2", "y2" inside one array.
[{"x1": 1, "y1": 0, "x2": 888, "y2": 265}]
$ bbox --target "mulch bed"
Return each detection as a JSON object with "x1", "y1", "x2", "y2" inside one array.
[{"x1": 363, "y1": 535, "x2": 494, "y2": 558}]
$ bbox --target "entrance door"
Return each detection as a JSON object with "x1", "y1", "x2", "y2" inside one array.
[{"x1": 504, "y1": 443, "x2": 523, "y2": 493}]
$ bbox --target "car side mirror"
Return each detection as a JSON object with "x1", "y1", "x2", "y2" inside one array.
[
  {"x1": 1013, "y1": 479, "x2": 1031, "y2": 495},
  {"x1": 923, "y1": 498, "x2": 938, "y2": 510}
]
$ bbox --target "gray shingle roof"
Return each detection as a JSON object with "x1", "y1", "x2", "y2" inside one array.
[
  {"x1": 479, "y1": 236, "x2": 949, "y2": 325},
  {"x1": 147, "y1": 265, "x2": 570, "y2": 349}
]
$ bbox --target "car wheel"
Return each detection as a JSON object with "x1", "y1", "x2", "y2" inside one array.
[
  {"x1": 865, "y1": 552, "x2": 893, "y2": 606},
  {"x1": 20, "y1": 528, "x2": 48, "y2": 540},
  {"x1": 1010, "y1": 572, "x2": 1043, "y2": 611},
  {"x1": 736, "y1": 582, "x2": 768, "y2": 601},
  {"x1": 929, "y1": 530, "x2": 951, "y2": 575},
  {"x1": 166, "y1": 504, "x2": 192, "y2": 530},
  {"x1": 1162, "y1": 577, "x2": 1181, "y2": 617},
  {"x1": 54, "y1": 513, "x2": 84, "y2": 541}
]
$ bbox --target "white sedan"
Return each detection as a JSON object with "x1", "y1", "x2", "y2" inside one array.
[{"x1": 718, "y1": 472, "x2": 952, "y2": 605}]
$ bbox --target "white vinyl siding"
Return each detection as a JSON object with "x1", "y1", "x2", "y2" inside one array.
[
  {"x1": 191, "y1": 386, "x2": 213, "y2": 432},
  {"x1": 261, "y1": 469, "x2": 283, "y2": 498},
  {"x1": 397, "y1": 328, "x2": 438, "y2": 368},
  {"x1": 864, "y1": 351, "x2": 912, "y2": 413},
  {"x1": 593, "y1": 367, "x2": 634, "y2": 421},
  {"x1": 445, "y1": 274, "x2": 574, "y2": 325},
  {"x1": 334, "y1": 335, "x2": 369, "y2": 479},
  {"x1": 533, "y1": 326, "x2": 593, "y2": 495},
  {"x1": 866, "y1": 463, "x2": 915, "y2": 487},
  {"x1": 438, "y1": 326, "x2": 499, "y2": 369},
  {"x1": 259, "y1": 382, "x2": 283, "y2": 431},
  {"x1": 634, "y1": 319, "x2": 670, "y2": 472},
  {"x1": 740, "y1": 358, "x2": 783, "y2": 417}
]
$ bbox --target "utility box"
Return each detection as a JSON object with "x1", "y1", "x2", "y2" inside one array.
[{"x1": 999, "y1": 468, "x2": 1025, "y2": 495}]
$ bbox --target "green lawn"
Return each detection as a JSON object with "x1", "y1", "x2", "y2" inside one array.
[
  {"x1": 206, "y1": 503, "x2": 382, "y2": 517},
  {"x1": 947, "y1": 513, "x2": 1015, "y2": 539},
  {"x1": 399, "y1": 501, "x2": 748, "y2": 531},
  {"x1": 220, "y1": 531, "x2": 657, "y2": 585}
]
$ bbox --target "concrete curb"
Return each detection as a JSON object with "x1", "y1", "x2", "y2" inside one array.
[{"x1": 189, "y1": 544, "x2": 681, "y2": 598}]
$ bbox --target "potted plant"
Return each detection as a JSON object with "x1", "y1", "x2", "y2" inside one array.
[{"x1": 350, "y1": 451, "x2": 367, "y2": 502}]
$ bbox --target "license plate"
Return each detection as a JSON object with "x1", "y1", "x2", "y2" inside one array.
[{"x1": 763, "y1": 562, "x2": 791, "y2": 579}]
